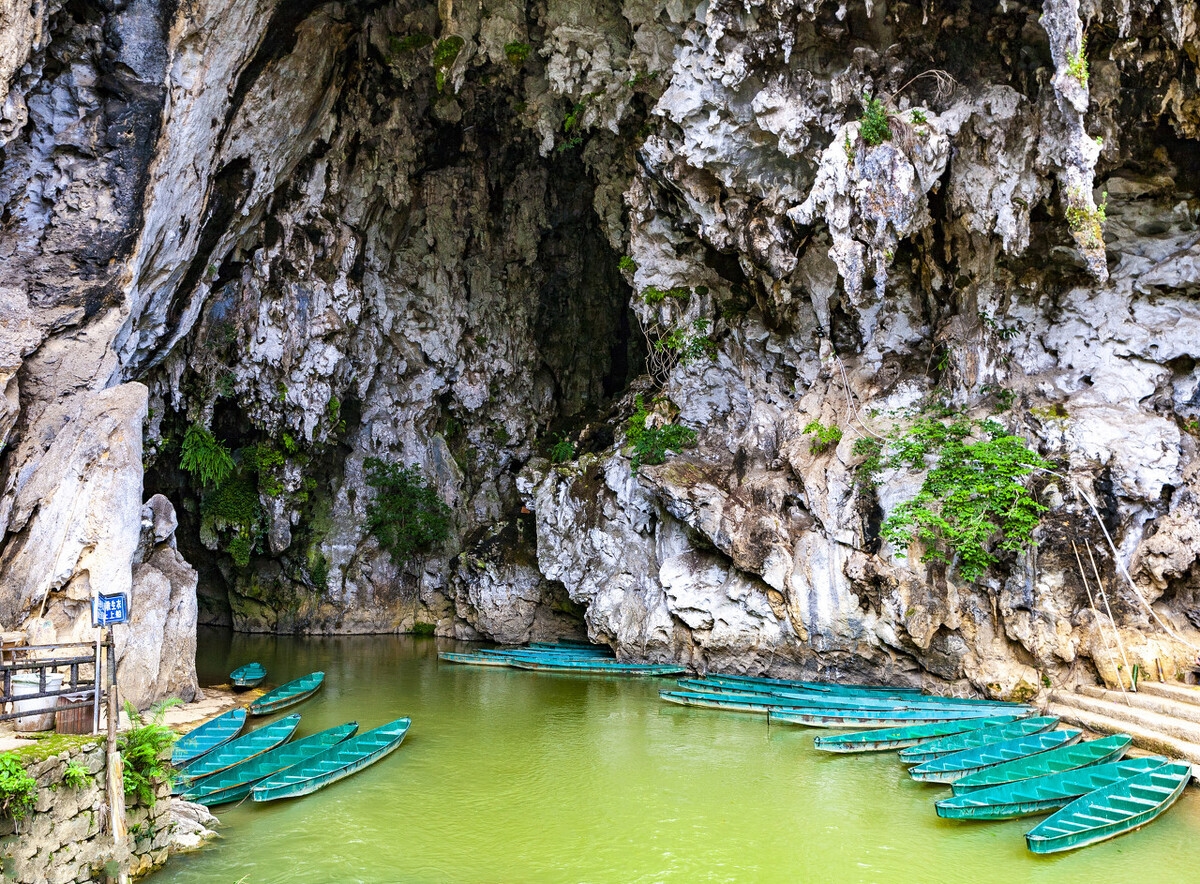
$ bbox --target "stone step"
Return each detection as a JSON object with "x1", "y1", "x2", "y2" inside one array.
[
  {"x1": 1135, "y1": 680, "x2": 1200, "y2": 708},
  {"x1": 1048, "y1": 690, "x2": 1200, "y2": 745},
  {"x1": 1047, "y1": 703, "x2": 1200, "y2": 771},
  {"x1": 1077, "y1": 685, "x2": 1200, "y2": 726}
]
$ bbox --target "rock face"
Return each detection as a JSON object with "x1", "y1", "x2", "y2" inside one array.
[{"x1": 1, "y1": 0, "x2": 1199, "y2": 698}]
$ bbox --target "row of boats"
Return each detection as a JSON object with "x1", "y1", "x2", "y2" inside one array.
[
  {"x1": 170, "y1": 668, "x2": 409, "y2": 806},
  {"x1": 438, "y1": 641, "x2": 686, "y2": 675},
  {"x1": 655, "y1": 671, "x2": 1193, "y2": 854}
]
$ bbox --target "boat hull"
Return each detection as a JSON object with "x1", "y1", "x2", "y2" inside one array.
[
  {"x1": 950, "y1": 733, "x2": 1131, "y2": 794},
  {"x1": 176, "y1": 714, "x2": 301, "y2": 788},
  {"x1": 899, "y1": 717, "x2": 1060, "y2": 764},
  {"x1": 909, "y1": 730, "x2": 1082, "y2": 784},
  {"x1": 252, "y1": 717, "x2": 412, "y2": 802},
  {"x1": 248, "y1": 672, "x2": 325, "y2": 716},
  {"x1": 1025, "y1": 762, "x2": 1192, "y2": 853},
  {"x1": 171, "y1": 708, "x2": 248, "y2": 766},
  {"x1": 813, "y1": 716, "x2": 1026, "y2": 753}
]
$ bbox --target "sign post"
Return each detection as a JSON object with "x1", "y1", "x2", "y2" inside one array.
[{"x1": 92, "y1": 592, "x2": 130, "y2": 884}]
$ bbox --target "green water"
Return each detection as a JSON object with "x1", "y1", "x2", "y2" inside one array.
[{"x1": 154, "y1": 630, "x2": 1199, "y2": 884}]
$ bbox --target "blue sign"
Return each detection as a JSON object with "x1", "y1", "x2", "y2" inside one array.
[{"x1": 93, "y1": 593, "x2": 129, "y2": 627}]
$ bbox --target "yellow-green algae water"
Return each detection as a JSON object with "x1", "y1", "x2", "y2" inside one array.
[{"x1": 154, "y1": 629, "x2": 1200, "y2": 884}]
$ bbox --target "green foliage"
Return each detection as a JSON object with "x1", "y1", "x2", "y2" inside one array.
[
  {"x1": 618, "y1": 255, "x2": 637, "y2": 273},
  {"x1": 282, "y1": 432, "x2": 298, "y2": 455},
  {"x1": 626, "y1": 396, "x2": 698, "y2": 471},
  {"x1": 1065, "y1": 188, "x2": 1107, "y2": 250},
  {"x1": 180, "y1": 425, "x2": 234, "y2": 488},
  {"x1": 432, "y1": 35, "x2": 465, "y2": 69},
  {"x1": 550, "y1": 435, "x2": 576, "y2": 464},
  {"x1": 1184, "y1": 418, "x2": 1200, "y2": 437},
  {"x1": 559, "y1": 100, "x2": 587, "y2": 151},
  {"x1": 504, "y1": 41, "x2": 531, "y2": 65},
  {"x1": 0, "y1": 754, "x2": 37, "y2": 821},
  {"x1": 910, "y1": 108, "x2": 928, "y2": 125},
  {"x1": 641, "y1": 285, "x2": 690, "y2": 305},
  {"x1": 390, "y1": 33, "x2": 433, "y2": 54},
  {"x1": 309, "y1": 552, "x2": 330, "y2": 592},
  {"x1": 654, "y1": 318, "x2": 717, "y2": 364},
  {"x1": 411, "y1": 622, "x2": 436, "y2": 637},
  {"x1": 859, "y1": 94, "x2": 893, "y2": 146},
  {"x1": 1066, "y1": 37, "x2": 1088, "y2": 84},
  {"x1": 227, "y1": 530, "x2": 254, "y2": 567},
  {"x1": 201, "y1": 474, "x2": 261, "y2": 528},
  {"x1": 120, "y1": 700, "x2": 180, "y2": 807},
  {"x1": 865, "y1": 414, "x2": 1050, "y2": 581},
  {"x1": 364, "y1": 458, "x2": 453, "y2": 566},
  {"x1": 802, "y1": 421, "x2": 843, "y2": 454},
  {"x1": 61, "y1": 760, "x2": 91, "y2": 790}
]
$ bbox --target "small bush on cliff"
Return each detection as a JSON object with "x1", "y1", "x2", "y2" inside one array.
[
  {"x1": 859, "y1": 94, "x2": 892, "y2": 146},
  {"x1": 550, "y1": 435, "x2": 576, "y2": 464},
  {"x1": 1066, "y1": 37, "x2": 1088, "y2": 84},
  {"x1": 504, "y1": 42, "x2": 531, "y2": 65},
  {"x1": 180, "y1": 425, "x2": 234, "y2": 488},
  {"x1": 120, "y1": 700, "x2": 180, "y2": 807},
  {"x1": 626, "y1": 396, "x2": 697, "y2": 470},
  {"x1": 802, "y1": 421, "x2": 843, "y2": 454},
  {"x1": 364, "y1": 458, "x2": 453, "y2": 566},
  {"x1": 862, "y1": 414, "x2": 1050, "y2": 581},
  {"x1": 61, "y1": 760, "x2": 91, "y2": 790},
  {"x1": 0, "y1": 754, "x2": 37, "y2": 820}
]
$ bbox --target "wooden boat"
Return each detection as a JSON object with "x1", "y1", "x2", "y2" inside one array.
[
  {"x1": 511, "y1": 659, "x2": 686, "y2": 676},
  {"x1": 659, "y1": 689, "x2": 1029, "y2": 719},
  {"x1": 249, "y1": 672, "x2": 325, "y2": 716},
  {"x1": 936, "y1": 756, "x2": 1169, "y2": 820},
  {"x1": 176, "y1": 714, "x2": 301, "y2": 786},
  {"x1": 899, "y1": 716, "x2": 1060, "y2": 764},
  {"x1": 673, "y1": 680, "x2": 1019, "y2": 711},
  {"x1": 1025, "y1": 761, "x2": 1192, "y2": 853},
  {"x1": 181, "y1": 722, "x2": 359, "y2": 806},
  {"x1": 692, "y1": 674, "x2": 926, "y2": 695},
  {"x1": 252, "y1": 717, "x2": 412, "y2": 802},
  {"x1": 813, "y1": 715, "x2": 1027, "y2": 753},
  {"x1": 530, "y1": 641, "x2": 606, "y2": 651},
  {"x1": 909, "y1": 729, "x2": 1082, "y2": 783},
  {"x1": 171, "y1": 707, "x2": 248, "y2": 766},
  {"x1": 768, "y1": 709, "x2": 999, "y2": 728},
  {"x1": 950, "y1": 733, "x2": 1132, "y2": 794},
  {"x1": 438, "y1": 651, "x2": 515, "y2": 667},
  {"x1": 230, "y1": 662, "x2": 267, "y2": 690}
]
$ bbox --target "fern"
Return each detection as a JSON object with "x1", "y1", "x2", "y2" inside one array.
[
  {"x1": 180, "y1": 425, "x2": 234, "y2": 488},
  {"x1": 119, "y1": 700, "x2": 180, "y2": 807}
]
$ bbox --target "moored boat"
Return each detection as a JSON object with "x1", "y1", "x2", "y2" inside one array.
[
  {"x1": 438, "y1": 651, "x2": 516, "y2": 667},
  {"x1": 1025, "y1": 761, "x2": 1192, "y2": 853},
  {"x1": 230, "y1": 662, "x2": 267, "y2": 690},
  {"x1": 181, "y1": 722, "x2": 359, "y2": 806},
  {"x1": 176, "y1": 714, "x2": 301, "y2": 786},
  {"x1": 171, "y1": 707, "x2": 248, "y2": 766},
  {"x1": 673, "y1": 680, "x2": 1020, "y2": 711},
  {"x1": 949, "y1": 733, "x2": 1131, "y2": 794},
  {"x1": 935, "y1": 756, "x2": 1170, "y2": 820},
  {"x1": 768, "y1": 709, "x2": 999, "y2": 728},
  {"x1": 813, "y1": 715, "x2": 1028, "y2": 753},
  {"x1": 692, "y1": 674, "x2": 926, "y2": 695},
  {"x1": 252, "y1": 717, "x2": 412, "y2": 802},
  {"x1": 511, "y1": 659, "x2": 686, "y2": 676},
  {"x1": 659, "y1": 689, "x2": 1030, "y2": 718},
  {"x1": 899, "y1": 716, "x2": 1060, "y2": 765},
  {"x1": 249, "y1": 672, "x2": 325, "y2": 716},
  {"x1": 909, "y1": 729, "x2": 1082, "y2": 784}
]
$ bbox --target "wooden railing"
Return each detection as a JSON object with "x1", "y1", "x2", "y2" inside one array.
[{"x1": 0, "y1": 639, "x2": 109, "y2": 728}]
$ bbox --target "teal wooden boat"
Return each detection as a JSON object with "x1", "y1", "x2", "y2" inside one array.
[
  {"x1": 909, "y1": 729, "x2": 1082, "y2": 783},
  {"x1": 950, "y1": 733, "x2": 1131, "y2": 794},
  {"x1": 252, "y1": 717, "x2": 412, "y2": 802},
  {"x1": 813, "y1": 715, "x2": 1027, "y2": 753},
  {"x1": 768, "y1": 709, "x2": 998, "y2": 728},
  {"x1": 249, "y1": 671, "x2": 325, "y2": 716},
  {"x1": 899, "y1": 716, "x2": 1060, "y2": 764},
  {"x1": 936, "y1": 756, "x2": 1170, "y2": 820},
  {"x1": 511, "y1": 659, "x2": 686, "y2": 676},
  {"x1": 673, "y1": 680, "x2": 1018, "y2": 712},
  {"x1": 230, "y1": 662, "x2": 266, "y2": 690},
  {"x1": 171, "y1": 707, "x2": 247, "y2": 765},
  {"x1": 439, "y1": 651, "x2": 515, "y2": 667},
  {"x1": 693, "y1": 674, "x2": 925, "y2": 695},
  {"x1": 181, "y1": 722, "x2": 359, "y2": 806},
  {"x1": 659, "y1": 689, "x2": 1029, "y2": 719},
  {"x1": 176, "y1": 714, "x2": 301, "y2": 786},
  {"x1": 1025, "y1": 761, "x2": 1192, "y2": 853}
]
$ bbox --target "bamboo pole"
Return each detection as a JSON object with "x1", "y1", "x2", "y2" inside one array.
[{"x1": 105, "y1": 625, "x2": 129, "y2": 884}]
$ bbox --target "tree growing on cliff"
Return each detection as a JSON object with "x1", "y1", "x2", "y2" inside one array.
[{"x1": 364, "y1": 458, "x2": 453, "y2": 566}]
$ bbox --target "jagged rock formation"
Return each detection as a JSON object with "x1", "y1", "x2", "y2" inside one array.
[{"x1": 1, "y1": 0, "x2": 1198, "y2": 699}]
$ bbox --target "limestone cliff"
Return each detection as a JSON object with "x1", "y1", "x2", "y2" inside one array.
[{"x1": 1, "y1": 0, "x2": 1198, "y2": 700}]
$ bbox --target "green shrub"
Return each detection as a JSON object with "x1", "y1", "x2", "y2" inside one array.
[
  {"x1": 802, "y1": 421, "x2": 843, "y2": 454},
  {"x1": 411, "y1": 622, "x2": 436, "y2": 636},
  {"x1": 626, "y1": 396, "x2": 698, "y2": 471},
  {"x1": 227, "y1": 531, "x2": 254, "y2": 567},
  {"x1": 910, "y1": 108, "x2": 928, "y2": 125},
  {"x1": 642, "y1": 285, "x2": 690, "y2": 305},
  {"x1": 120, "y1": 700, "x2": 180, "y2": 807},
  {"x1": 618, "y1": 255, "x2": 637, "y2": 273},
  {"x1": 1066, "y1": 37, "x2": 1088, "y2": 84},
  {"x1": 504, "y1": 41, "x2": 530, "y2": 65},
  {"x1": 309, "y1": 552, "x2": 330, "y2": 592},
  {"x1": 550, "y1": 435, "x2": 575, "y2": 464},
  {"x1": 859, "y1": 94, "x2": 892, "y2": 146},
  {"x1": 180, "y1": 425, "x2": 234, "y2": 488},
  {"x1": 654, "y1": 318, "x2": 717, "y2": 364},
  {"x1": 865, "y1": 414, "x2": 1050, "y2": 581},
  {"x1": 432, "y1": 36, "x2": 465, "y2": 68},
  {"x1": 364, "y1": 458, "x2": 453, "y2": 566},
  {"x1": 0, "y1": 754, "x2": 36, "y2": 820},
  {"x1": 61, "y1": 760, "x2": 91, "y2": 790},
  {"x1": 201, "y1": 474, "x2": 261, "y2": 528}
]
